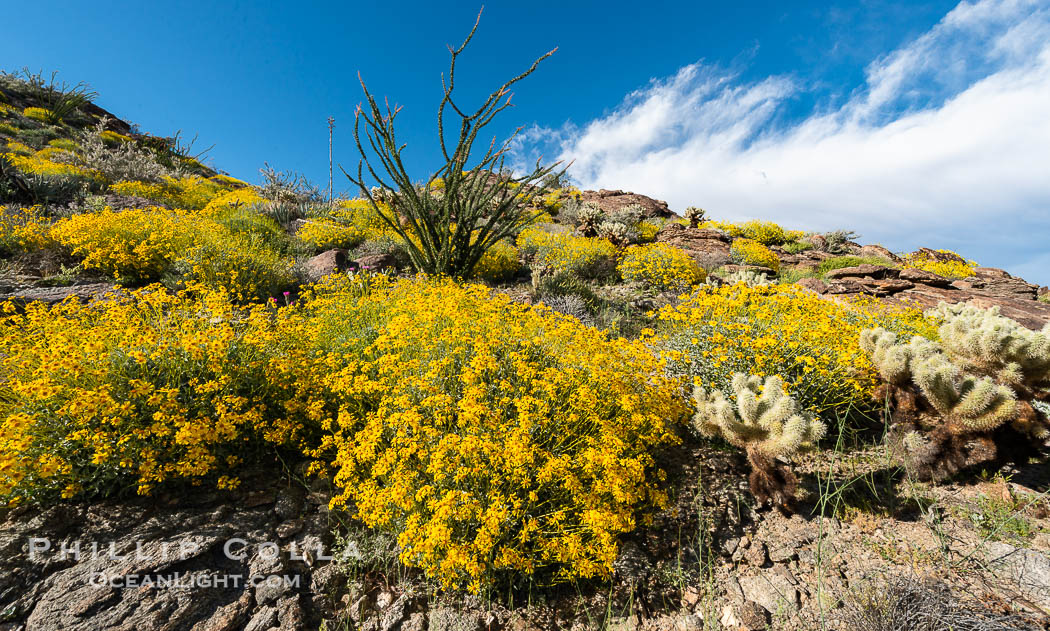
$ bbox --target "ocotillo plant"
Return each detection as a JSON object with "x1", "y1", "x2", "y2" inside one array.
[
  {"x1": 860, "y1": 302, "x2": 1050, "y2": 481},
  {"x1": 345, "y1": 9, "x2": 565, "y2": 278},
  {"x1": 693, "y1": 373, "x2": 826, "y2": 510}
]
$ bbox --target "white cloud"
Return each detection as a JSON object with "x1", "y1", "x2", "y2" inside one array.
[{"x1": 529, "y1": 0, "x2": 1050, "y2": 285}]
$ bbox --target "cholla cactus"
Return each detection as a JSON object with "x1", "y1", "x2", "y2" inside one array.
[
  {"x1": 597, "y1": 220, "x2": 634, "y2": 246},
  {"x1": 693, "y1": 374, "x2": 826, "y2": 510},
  {"x1": 720, "y1": 269, "x2": 771, "y2": 287},
  {"x1": 860, "y1": 302, "x2": 1050, "y2": 482},
  {"x1": 684, "y1": 206, "x2": 706, "y2": 228},
  {"x1": 860, "y1": 329, "x2": 940, "y2": 387},
  {"x1": 930, "y1": 303, "x2": 1050, "y2": 390},
  {"x1": 575, "y1": 203, "x2": 605, "y2": 237}
]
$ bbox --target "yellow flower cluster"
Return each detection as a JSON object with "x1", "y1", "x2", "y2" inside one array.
[
  {"x1": 5, "y1": 140, "x2": 33, "y2": 155},
  {"x1": 0, "y1": 287, "x2": 307, "y2": 503},
  {"x1": 0, "y1": 103, "x2": 15, "y2": 117},
  {"x1": 901, "y1": 249, "x2": 977, "y2": 279},
  {"x1": 0, "y1": 123, "x2": 17, "y2": 137},
  {"x1": 0, "y1": 206, "x2": 55, "y2": 254},
  {"x1": 110, "y1": 175, "x2": 233, "y2": 210},
  {"x1": 298, "y1": 199, "x2": 396, "y2": 251},
  {"x1": 50, "y1": 207, "x2": 191, "y2": 281},
  {"x1": 703, "y1": 219, "x2": 791, "y2": 245},
  {"x1": 47, "y1": 138, "x2": 78, "y2": 151},
  {"x1": 1, "y1": 274, "x2": 686, "y2": 592},
  {"x1": 3, "y1": 149, "x2": 100, "y2": 181},
  {"x1": 650, "y1": 284, "x2": 938, "y2": 419},
  {"x1": 729, "y1": 238, "x2": 781, "y2": 272},
  {"x1": 636, "y1": 220, "x2": 663, "y2": 243},
  {"x1": 297, "y1": 220, "x2": 368, "y2": 250},
  {"x1": 99, "y1": 130, "x2": 132, "y2": 144},
  {"x1": 516, "y1": 226, "x2": 617, "y2": 279},
  {"x1": 50, "y1": 206, "x2": 293, "y2": 299},
  {"x1": 201, "y1": 186, "x2": 266, "y2": 215},
  {"x1": 617, "y1": 243, "x2": 705, "y2": 291},
  {"x1": 22, "y1": 107, "x2": 51, "y2": 123},
  {"x1": 471, "y1": 241, "x2": 521, "y2": 282},
  {"x1": 298, "y1": 276, "x2": 685, "y2": 591}
]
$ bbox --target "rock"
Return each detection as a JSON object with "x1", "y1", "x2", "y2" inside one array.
[
  {"x1": 886, "y1": 282, "x2": 1050, "y2": 330},
  {"x1": 578, "y1": 189, "x2": 674, "y2": 219},
  {"x1": 898, "y1": 267, "x2": 953, "y2": 287},
  {"x1": 823, "y1": 264, "x2": 895, "y2": 280},
  {"x1": 655, "y1": 224, "x2": 732, "y2": 267},
  {"x1": 824, "y1": 279, "x2": 867, "y2": 295},
  {"x1": 856, "y1": 245, "x2": 900, "y2": 262},
  {"x1": 744, "y1": 542, "x2": 768, "y2": 567},
  {"x1": 681, "y1": 585, "x2": 702, "y2": 609},
  {"x1": 2, "y1": 282, "x2": 119, "y2": 307},
  {"x1": 986, "y1": 542, "x2": 1050, "y2": 610},
  {"x1": 641, "y1": 613, "x2": 702, "y2": 631},
  {"x1": 866, "y1": 278, "x2": 914, "y2": 295},
  {"x1": 972, "y1": 267, "x2": 1039, "y2": 300},
  {"x1": 739, "y1": 570, "x2": 801, "y2": 615},
  {"x1": 768, "y1": 543, "x2": 797, "y2": 564},
  {"x1": 277, "y1": 594, "x2": 305, "y2": 630},
  {"x1": 191, "y1": 592, "x2": 254, "y2": 631},
  {"x1": 909, "y1": 247, "x2": 965, "y2": 263},
  {"x1": 355, "y1": 253, "x2": 400, "y2": 271},
  {"x1": 303, "y1": 249, "x2": 351, "y2": 282},
  {"x1": 254, "y1": 575, "x2": 293, "y2": 605},
  {"x1": 795, "y1": 277, "x2": 828, "y2": 294},
  {"x1": 402, "y1": 612, "x2": 427, "y2": 631},
  {"x1": 379, "y1": 594, "x2": 410, "y2": 631},
  {"x1": 719, "y1": 601, "x2": 769, "y2": 631},
  {"x1": 427, "y1": 606, "x2": 481, "y2": 631},
  {"x1": 243, "y1": 605, "x2": 278, "y2": 631}
]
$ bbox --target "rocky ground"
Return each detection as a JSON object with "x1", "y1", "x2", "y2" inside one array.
[{"x1": 1, "y1": 438, "x2": 1046, "y2": 631}]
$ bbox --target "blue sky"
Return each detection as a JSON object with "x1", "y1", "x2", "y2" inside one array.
[{"x1": 4, "y1": 0, "x2": 1049, "y2": 283}]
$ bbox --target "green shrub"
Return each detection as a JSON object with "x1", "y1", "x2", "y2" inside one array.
[{"x1": 817, "y1": 255, "x2": 894, "y2": 277}]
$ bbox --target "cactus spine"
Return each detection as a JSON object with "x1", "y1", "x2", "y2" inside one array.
[{"x1": 693, "y1": 374, "x2": 826, "y2": 510}]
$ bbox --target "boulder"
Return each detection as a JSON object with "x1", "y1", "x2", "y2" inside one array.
[
  {"x1": 739, "y1": 570, "x2": 800, "y2": 615},
  {"x1": 985, "y1": 542, "x2": 1050, "y2": 611},
  {"x1": 898, "y1": 267, "x2": 954, "y2": 288},
  {"x1": 908, "y1": 247, "x2": 966, "y2": 263},
  {"x1": 823, "y1": 264, "x2": 895, "y2": 280},
  {"x1": 1, "y1": 282, "x2": 119, "y2": 307},
  {"x1": 886, "y1": 283, "x2": 1050, "y2": 330},
  {"x1": 719, "y1": 601, "x2": 769, "y2": 631},
  {"x1": 824, "y1": 279, "x2": 868, "y2": 295},
  {"x1": 355, "y1": 253, "x2": 400, "y2": 271},
  {"x1": 795, "y1": 277, "x2": 828, "y2": 294},
  {"x1": 856, "y1": 244, "x2": 900, "y2": 262},
  {"x1": 655, "y1": 224, "x2": 732, "y2": 267},
  {"x1": 972, "y1": 267, "x2": 1039, "y2": 300},
  {"x1": 303, "y1": 249, "x2": 352, "y2": 282},
  {"x1": 578, "y1": 189, "x2": 674, "y2": 219}
]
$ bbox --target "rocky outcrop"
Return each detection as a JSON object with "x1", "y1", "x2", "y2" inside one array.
[
  {"x1": 655, "y1": 224, "x2": 732, "y2": 267},
  {"x1": 0, "y1": 482, "x2": 338, "y2": 631},
  {"x1": 815, "y1": 263, "x2": 1050, "y2": 329},
  {"x1": 0, "y1": 283, "x2": 119, "y2": 307},
  {"x1": 578, "y1": 189, "x2": 675, "y2": 219}
]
